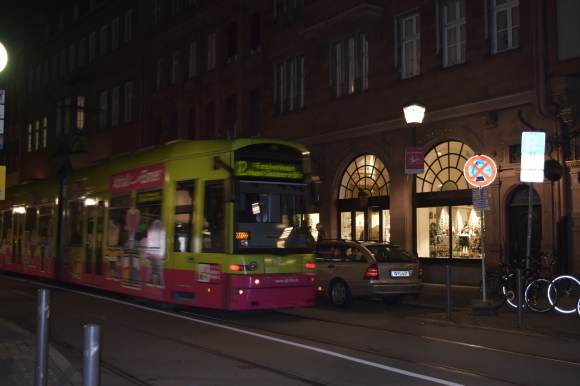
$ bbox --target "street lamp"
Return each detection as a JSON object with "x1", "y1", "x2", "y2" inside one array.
[
  {"x1": 403, "y1": 97, "x2": 426, "y2": 256},
  {"x1": 403, "y1": 98, "x2": 426, "y2": 146},
  {"x1": 0, "y1": 42, "x2": 7, "y2": 72},
  {"x1": 403, "y1": 98, "x2": 426, "y2": 125}
]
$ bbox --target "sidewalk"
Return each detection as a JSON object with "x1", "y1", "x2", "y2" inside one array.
[
  {"x1": 0, "y1": 317, "x2": 82, "y2": 386},
  {"x1": 405, "y1": 283, "x2": 580, "y2": 341}
]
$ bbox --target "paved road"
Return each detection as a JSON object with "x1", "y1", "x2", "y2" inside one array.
[{"x1": 2, "y1": 276, "x2": 580, "y2": 385}]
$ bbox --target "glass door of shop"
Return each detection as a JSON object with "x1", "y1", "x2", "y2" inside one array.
[{"x1": 340, "y1": 208, "x2": 390, "y2": 242}]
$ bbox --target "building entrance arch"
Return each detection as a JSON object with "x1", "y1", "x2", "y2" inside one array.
[
  {"x1": 337, "y1": 154, "x2": 390, "y2": 241},
  {"x1": 508, "y1": 185, "x2": 542, "y2": 265}
]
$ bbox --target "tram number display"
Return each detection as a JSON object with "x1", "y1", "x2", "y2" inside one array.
[
  {"x1": 235, "y1": 231, "x2": 251, "y2": 240},
  {"x1": 234, "y1": 161, "x2": 303, "y2": 179}
]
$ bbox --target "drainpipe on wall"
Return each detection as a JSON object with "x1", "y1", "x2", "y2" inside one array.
[{"x1": 532, "y1": 0, "x2": 570, "y2": 271}]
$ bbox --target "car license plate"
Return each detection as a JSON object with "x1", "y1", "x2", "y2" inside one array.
[{"x1": 391, "y1": 271, "x2": 410, "y2": 277}]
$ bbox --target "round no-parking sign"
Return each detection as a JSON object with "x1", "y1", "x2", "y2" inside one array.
[{"x1": 463, "y1": 155, "x2": 497, "y2": 187}]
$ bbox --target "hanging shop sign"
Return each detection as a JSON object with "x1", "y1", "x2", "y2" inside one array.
[
  {"x1": 463, "y1": 155, "x2": 497, "y2": 187},
  {"x1": 405, "y1": 147, "x2": 424, "y2": 174}
]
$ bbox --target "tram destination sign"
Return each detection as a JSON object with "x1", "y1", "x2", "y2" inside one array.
[{"x1": 234, "y1": 160, "x2": 303, "y2": 179}]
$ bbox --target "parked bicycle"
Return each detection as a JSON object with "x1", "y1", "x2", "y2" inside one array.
[{"x1": 480, "y1": 251, "x2": 556, "y2": 311}]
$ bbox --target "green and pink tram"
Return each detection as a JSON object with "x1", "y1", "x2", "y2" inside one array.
[{"x1": 0, "y1": 139, "x2": 318, "y2": 310}]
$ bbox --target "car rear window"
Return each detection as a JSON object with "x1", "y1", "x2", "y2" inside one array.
[{"x1": 366, "y1": 245, "x2": 416, "y2": 263}]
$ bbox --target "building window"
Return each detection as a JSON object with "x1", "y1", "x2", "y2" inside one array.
[
  {"x1": 77, "y1": 96, "x2": 85, "y2": 131},
  {"x1": 35, "y1": 120, "x2": 40, "y2": 150},
  {"x1": 90, "y1": 0, "x2": 95, "y2": 9},
  {"x1": 156, "y1": 58, "x2": 163, "y2": 90},
  {"x1": 74, "y1": 3, "x2": 79, "y2": 20},
  {"x1": 338, "y1": 154, "x2": 391, "y2": 241},
  {"x1": 188, "y1": 42, "x2": 196, "y2": 78},
  {"x1": 415, "y1": 141, "x2": 478, "y2": 259},
  {"x1": 28, "y1": 123, "x2": 32, "y2": 152},
  {"x1": 330, "y1": 32, "x2": 368, "y2": 98},
  {"x1": 64, "y1": 97, "x2": 71, "y2": 134},
  {"x1": 124, "y1": 82, "x2": 132, "y2": 122},
  {"x1": 399, "y1": 13, "x2": 420, "y2": 78},
  {"x1": 171, "y1": 50, "x2": 179, "y2": 85},
  {"x1": 125, "y1": 10, "x2": 133, "y2": 42},
  {"x1": 172, "y1": 0, "x2": 179, "y2": 15},
  {"x1": 69, "y1": 44, "x2": 75, "y2": 72},
  {"x1": 100, "y1": 25, "x2": 107, "y2": 56},
  {"x1": 56, "y1": 101, "x2": 62, "y2": 136},
  {"x1": 207, "y1": 33, "x2": 216, "y2": 71},
  {"x1": 79, "y1": 38, "x2": 85, "y2": 67},
  {"x1": 111, "y1": 86, "x2": 119, "y2": 126},
  {"x1": 442, "y1": 0, "x2": 466, "y2": 67},
  {"x1": 42, "y1": 117, "x2": 48, "y2": 148},
  {"x1": 60, "y1": 50, "x2": 66, "y2": 77},
  {"x1": 35, "y1": 65, "x2": 41, "y2": 89},
  {"x1": 89, "y1": 32, "x2": 96, "y2": 61},
  {"x1": 112, "y1": 18, "x2": 119, "y2": 49},
  {"x1": 154, "y1": 0, "x2": 161, "y2": 25},
  {"x1": 274, "y1": 0, "x2": 302, "y2": 28},
  {"x1": 249, "y1": 88, "x2": 261, "y2": 137},
  {"x1": 99, "y1": 91, "x2": 107, "y2": 130},
  {"x1": 52, "y1": 55, "x2": 57, "y2": 81},
  {"x1": 492, "y1": 0, "x2": 519, "y2": 53},
  {"x1": 59, "y1": 14, "x2": 64, "y2": 31},
  {"x1": 275, "y1": 54, "x2": 305, "y2": 113},
  {"x1": 28, "y1": 70, "x2": 33, "y2": 93},
  {"x1": 43, "y1": 60, "x2": 49, "y2": 86},
  {"x1": 250, "y1": 12, "x2": 261, "y2": 54},
  {"x1": 226, "y1": 23, "x2": 237, "y2": 63}
]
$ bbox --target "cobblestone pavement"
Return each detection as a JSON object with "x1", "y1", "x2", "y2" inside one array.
[{"x1": 0, "y1": 318, "x2": 82, "y2": 386}]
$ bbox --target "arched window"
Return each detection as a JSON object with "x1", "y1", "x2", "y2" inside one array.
[
  {"x1": 339, "y1": 154, "x2": 390, "y2": 199},
  {"x1": 416, "y1": 141, "x2": 474, "y2": 193}
]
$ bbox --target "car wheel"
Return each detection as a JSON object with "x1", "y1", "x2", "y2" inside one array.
[
  {"x1": 382, "y1": 295, "x2": 403, "y2": 305},
  {"x1": 329, "y1": 280, "x2": 351, "y2": 307}
]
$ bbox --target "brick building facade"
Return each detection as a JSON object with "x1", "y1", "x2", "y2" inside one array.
[{"x1": 1, "y1": 0, "x2": 579, "y2": 283}]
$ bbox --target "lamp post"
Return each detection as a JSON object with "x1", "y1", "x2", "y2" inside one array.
[{"x1": 403, "y1": 98, "x2": 426, "y2": 255}]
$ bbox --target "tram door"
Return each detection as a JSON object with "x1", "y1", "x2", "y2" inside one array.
[
  {"x1": 11, "y1": 210, "x2": 25, "y2": 271},
  {"x1": 84, "y1": 199, "x2": 105, "y2": 286}
]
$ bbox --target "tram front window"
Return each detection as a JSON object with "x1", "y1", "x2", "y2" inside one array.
[{"x1": 236, "y1": 182, "x2": 314, "y2": 254}]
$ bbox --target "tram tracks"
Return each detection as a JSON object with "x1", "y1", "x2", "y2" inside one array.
[{"x1": 3, "y1": 276, "x2": 580, "y2": 385}]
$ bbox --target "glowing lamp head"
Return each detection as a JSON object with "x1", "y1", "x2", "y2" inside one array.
[
  {"x1": 0, "y1": 42, "x2": 7, "y2": 72},
  {"x1": 403, "y1": 98, "x2": 426, "y2": 124}
]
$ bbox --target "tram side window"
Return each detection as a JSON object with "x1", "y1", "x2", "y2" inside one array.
[
  {"x1": 68, "y1": 201, "x2": 84, "y2": 245},
  {"x1": 135, "y1": 190, "x2": 162, "y2": 248},
  {"x1": 25, "y1": 208, "x2": 37, "y2": 246},
  {"x1": 108, "y1": 194, "x2": 131, "y2": 247},
  {"x1": 175, "y1": 181, "x2": 195, "y2": 253},
  {"x1": 203, "y1": 181, "x2": 225, "y2": 253}
]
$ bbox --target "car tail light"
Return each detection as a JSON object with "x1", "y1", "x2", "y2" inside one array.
[
  {"x1": 305, "y1": 263, "x2": 316, "y2": 269},
  {"x1": 418, "y1": 265, "x2": 423, "y2": 279},
  {"x1": 363, "y1": 263, "x2": 379, "y2": 280}
]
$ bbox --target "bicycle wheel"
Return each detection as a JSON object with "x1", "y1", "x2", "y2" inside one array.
[
  {"x1": 505, "y1": 274, "x2": 521, "y2": 308},
  {"x1": 525, "y1": 278, "x2": 558, "y2": 313},
  {"x1": 480, "y1": 276, "x2": 506, "y2": 309},
  {"x1": 548, "y1": 276, "x2": 580, "y2": 314}
]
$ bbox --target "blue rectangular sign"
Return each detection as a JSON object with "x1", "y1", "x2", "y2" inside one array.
[{"x1": 521, "y1": 132, "x2": 546, "y2": 155}]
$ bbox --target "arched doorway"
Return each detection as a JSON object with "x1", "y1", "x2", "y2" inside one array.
[
  {"x1": 338, "y1": 154, "x2": 390, "y2": 241},
  {"x1": 508, "y1": 185, "x2": 542, "y2": 264}
]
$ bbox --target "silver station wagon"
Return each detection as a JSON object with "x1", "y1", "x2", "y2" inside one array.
[{"x1": 315, "y1": 240, "x2": 423, "y2": 307}]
